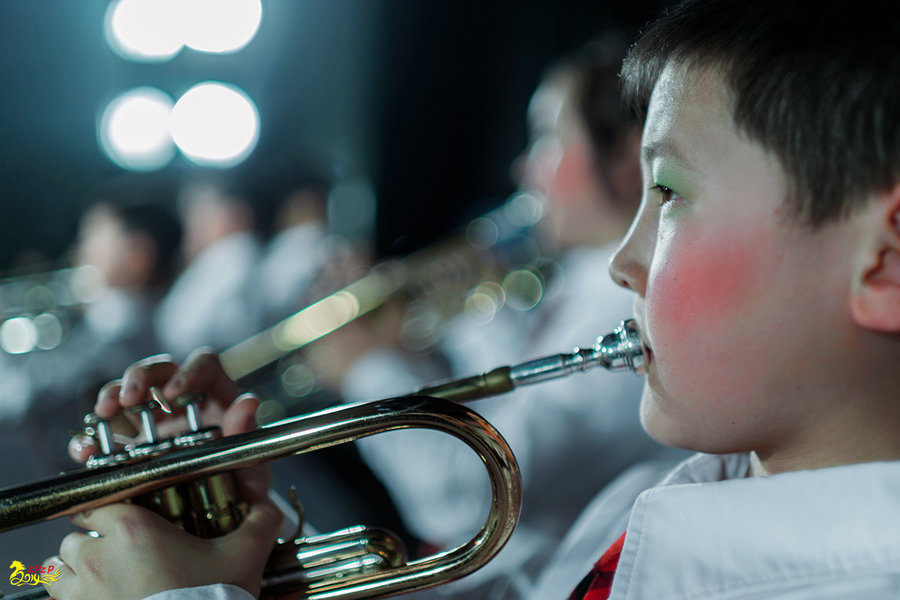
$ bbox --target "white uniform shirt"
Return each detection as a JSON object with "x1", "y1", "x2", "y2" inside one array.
[
  {"x1": 154, "y1": 232, "x2": 261, "y2": 359},
  {"x1": 526, "y1": 453, "x2": 900, "y2": 600},
  {"x1": 250, "y1": 222, "x2": 331, "y2": 329},
  {"x1": 144, "y1": 585, "x2": 252, "y2": 600}
]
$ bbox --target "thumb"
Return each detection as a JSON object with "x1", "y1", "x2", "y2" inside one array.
[
  {"x1": 221, "y1": 499, "x2": 283, "y2": 554},
  {"x1": 214, "y1": 500, "x2": 283, "y2": 597}
]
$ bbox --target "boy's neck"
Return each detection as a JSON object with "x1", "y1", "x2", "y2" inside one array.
[{"x1": 748, "y1": 409, "x2": 900, "y2": 477}]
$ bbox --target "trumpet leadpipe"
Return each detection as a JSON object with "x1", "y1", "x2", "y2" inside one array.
[{"x1": 415, "y1": 318, "x2": 644, "y2": 402}]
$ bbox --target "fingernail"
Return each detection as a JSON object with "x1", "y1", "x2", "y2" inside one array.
[
  {"x1": 164, "y1": 374, "x2": 186, "y2": 396},
  {"x1": 120, "y1": 381, "x2": 139, "y2": 403}
]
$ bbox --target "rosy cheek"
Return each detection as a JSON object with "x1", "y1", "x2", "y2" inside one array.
[
  {"x1": 646, "y1": 220, "x2": 769, "y2": 366},
  {"x1": 549, "y1": 142, "x2": 596, "y2": 208}
]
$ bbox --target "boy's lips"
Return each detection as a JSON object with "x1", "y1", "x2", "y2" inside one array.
[
  {"x1": 643, "y1": 342, "x2": 654, "y2": 364},
  {"x1": 634, "y1": 320, "x2": 653, "y2": 365}
]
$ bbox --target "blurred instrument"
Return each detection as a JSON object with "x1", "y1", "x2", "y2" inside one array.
[
  {"x1": 0, "y1": 319, "x2": 643, "y2": 600},
  {"x1": 220, "y1": 191, "x2": 552, "y2": 381},
  {"x1": 0, "y1": 264, "x2": 105, "y2": 355}
]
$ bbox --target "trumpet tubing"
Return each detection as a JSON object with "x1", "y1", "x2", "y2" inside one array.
[{"x1": 0, "y1": 319, "x2": 645, "y2": 599}]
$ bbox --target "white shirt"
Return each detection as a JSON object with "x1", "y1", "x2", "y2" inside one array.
[
  {"x1": 144, "y1": 585, "x2": 252, "y2": 600},
  {"x1": 250, "y1": 222, "x2": 331, "y2": 329},
  {"x1": 526, "y1": 453, "x2": 900, "y2": 600},
  {"x1": 154, "y1": 232, "x2": 261, "y2": 359}
]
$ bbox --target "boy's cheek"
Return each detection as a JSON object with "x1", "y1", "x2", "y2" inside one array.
[
  {"x1": 641, "y1": 222, "x2": 775, "y2": 448},
  {"x1": 648, "y1": 227, "x2": 759, "y2": 323},
  {"x1": 646, "y1": 221, "x2": 770, "y2": 382}
]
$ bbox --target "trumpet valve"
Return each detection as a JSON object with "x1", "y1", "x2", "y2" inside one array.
[
  {"x1": 83, "y1": 413, "x2": 131, "y2": 468},
  {"x1": 125, "y1": 402, "x2": 175, "y2": 458},
  {"x1": 172, "y1": 392, "x2": 223, "y2": 447}
]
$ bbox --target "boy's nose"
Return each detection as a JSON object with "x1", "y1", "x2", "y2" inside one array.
[{"x1": 608, "y1": 219, "x2": 649, "y2": 296}]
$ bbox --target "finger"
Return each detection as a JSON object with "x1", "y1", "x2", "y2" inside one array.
[
  {"x1": 43, "y1": 555, "x2": 72, "y2": 598},
  {"x1": 203, "y1": 501, "x2": 282, "y2": 598},
  {"x1": 118, "y1": 355, "x2": 177, "y2": 408},
  {"x1": 58, "y1": 530, "x2": 95, "y2": 572},
  {"x1": 222, "y1": 394, "x2": 260, "y2": 436},
  {"x1": 68, "y1": 434, "x2": 98, "y2": 464},
  {"x1": 95, "y1": 379, "x2": 124, "y2": 418},
  {"x1": 233, "y1": 463, "x2": 272, "y2": 506},
  {"x1": 220, "y1": 500, "x2": 283, "y2": 554},
  {"x1": 68, "y1": 503, "x2": 143, "y2": 537},
  {"x1": 163, "y1": 349, "x2": 239, "y2": 404}
]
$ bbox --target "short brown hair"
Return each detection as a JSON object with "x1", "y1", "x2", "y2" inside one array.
[{"x1": 621, "y1": 0, "x2": 900, "y2": 225}]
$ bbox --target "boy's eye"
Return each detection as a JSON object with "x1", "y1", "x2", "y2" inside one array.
[{"x1": 651, "y1": 184, "x2": 679, "y2": 206}]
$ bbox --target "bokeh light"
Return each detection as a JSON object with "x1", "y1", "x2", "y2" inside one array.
[
  {"x1": 181, "y1": 0, "x2": 263, "y2": 54},
  {"x1": 170, "y1": 82, "x2": 260, "y2": 167},
  {"x1": 99, "y1": 87, "x2": 176, "y2": 171},
  {"x1": 105, "y1": 0, "x2": 262, "y2": 62},
  {"x1": 33, "y1": 313, "x2": 63, "y2": 351},
  {"x1": 0, "y1": 317, "x2": 37, "y2": 354},
  {"x1": 105, "y1": 0, "x2": 183, "y2": 62}
]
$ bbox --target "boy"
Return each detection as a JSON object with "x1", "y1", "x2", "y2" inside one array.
[
  {"x1": 45, "y1": 0, "x2": 900, "y2": 598},
  {"x1": 531, "y1": 0, "x2": 900, "y2": 598}
]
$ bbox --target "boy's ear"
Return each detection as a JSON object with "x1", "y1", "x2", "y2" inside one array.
[{"x1": 850, "y1": 183, "x2": 900, "y2": 332}]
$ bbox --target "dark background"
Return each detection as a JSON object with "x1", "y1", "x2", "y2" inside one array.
[{"x1": 0, "y1": 0, "x2": 670, "y2": 272}]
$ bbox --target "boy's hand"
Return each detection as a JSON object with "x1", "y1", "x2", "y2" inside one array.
[
  {"x1": 47, "y1": 348, "x2": 281, "y2": 599},
  {"x1": 68, "y1": 349, "x2": 256, "y2": 465},
  {"x1": 43, "y1": 499, "x2": 282, "y2": 600}
]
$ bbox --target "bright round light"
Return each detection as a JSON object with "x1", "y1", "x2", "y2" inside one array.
[
  {"x1": 33, "y1": 313, "x2": 64, "y2": 351},
  {"x1": 170, "y1": 82, "x2": 259, "y2": 167},
  {"x1": 99, "y1": 87, "x2": 176, "y2": 171},
  {"x1": 181, "y1": 0, "x2": 263, "y2": 54},
  {"x1": 105, "y1": 0, "x2": 183, "y2": 62},
  {"x1": 0, "y1": 318, "x2": 38, "y2": 355},
  {"x1": 503, "y1": 269, "x2": 545, "y2": 311}
]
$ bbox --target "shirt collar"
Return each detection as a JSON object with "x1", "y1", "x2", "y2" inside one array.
[{"x1": 614, "y1": 455, "x2": 900, "y2": 599}]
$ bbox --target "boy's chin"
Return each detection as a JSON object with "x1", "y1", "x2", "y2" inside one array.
[{"x1": 638, "y1": 386, "x2": 729, "y2": 454}]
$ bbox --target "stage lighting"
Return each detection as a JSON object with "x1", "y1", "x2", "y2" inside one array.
[
  {"x1": 0, "y1": 317, "x2": 37, "y2": 355},
  {"x1": 181, "y1": 0, "x2": 263, "y2": 54},
  {"x1": 105, "y1": 0, "x2": 182, "y2": 62},
  {"x1": 99, "y1": 87, "x2": 176, "y2": 171},
  {"x1": 105, "y1": 0, "x2": 262, "y2": 61},
  {"x1": 170, "y1": 82, "x2": 259, "y2": 167}
]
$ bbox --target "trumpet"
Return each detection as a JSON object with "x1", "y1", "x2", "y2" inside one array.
[{"x1": 0, "y1": 320, "x2": 644, "y2": 600}]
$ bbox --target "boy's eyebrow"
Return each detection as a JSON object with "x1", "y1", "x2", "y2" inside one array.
[{"x1": 641, "y1": 140, "x2": 697, "y2": 172}]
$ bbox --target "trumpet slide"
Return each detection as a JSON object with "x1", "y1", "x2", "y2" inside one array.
[{"x1": 0, "y1": 319, "x2": 644, "y2": 599}]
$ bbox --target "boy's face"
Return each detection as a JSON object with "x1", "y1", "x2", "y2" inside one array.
[{"x1": 610, "y1": 65, "x2": 859, "y2": 456}]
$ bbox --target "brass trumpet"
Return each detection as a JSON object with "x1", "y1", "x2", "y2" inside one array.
[{"x1": 0, "y1": 320, "x2": 644, "y2": 600}]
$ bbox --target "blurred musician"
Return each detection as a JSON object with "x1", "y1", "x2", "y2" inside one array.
[
  {"x1": 153, "y1": 177, "x2": 262, "y2": 360},
  {"x1": 0, "y1": 193, "x2": 181, "y2": 434},
  {"x1": 0, "y1": 191, "x2": 181, "y2": 592}
]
